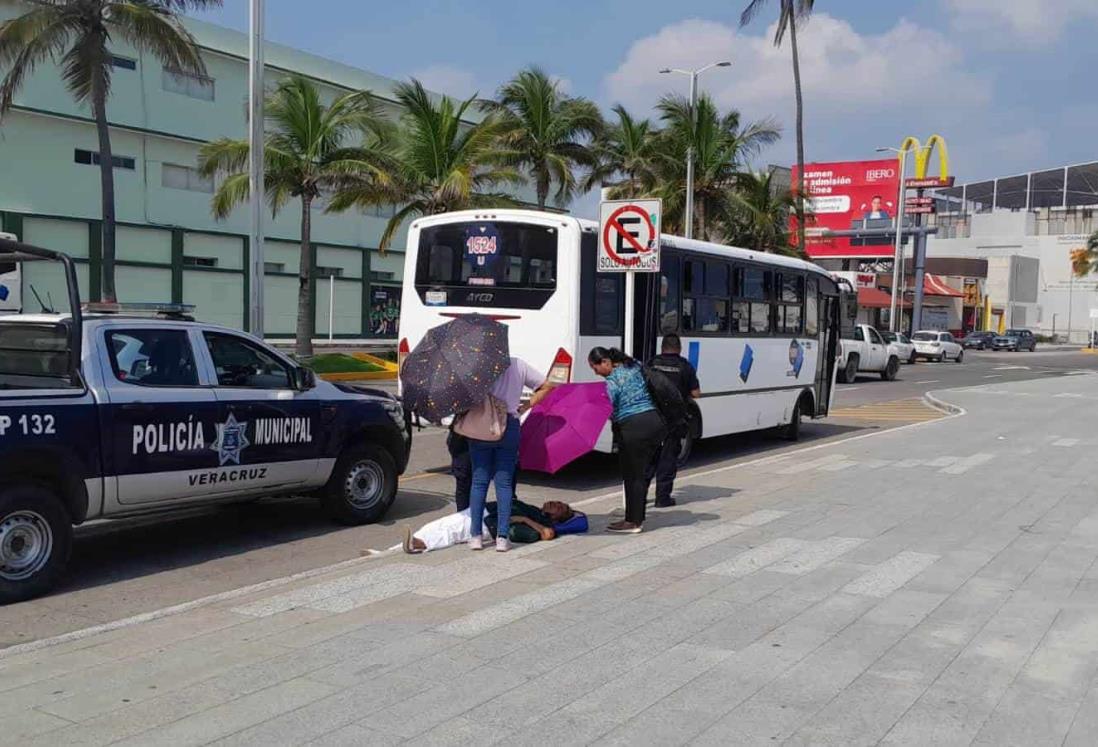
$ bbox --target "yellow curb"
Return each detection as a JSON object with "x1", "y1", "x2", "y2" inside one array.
[
  {"x1": 1081, "y1": 348, "x2": 1098, "y2": 355},
  {"x1": 318, "y1": 370, "x2": 397, "y2": 381},
  {"x1": 351, "y1": 352, "x2": 399, "y2": 371}
]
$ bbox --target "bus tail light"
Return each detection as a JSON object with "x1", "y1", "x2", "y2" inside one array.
[
  {"x1": 548, "y1": 348, "x2": 572, "y2": 384},
  {"x1": 398, "y1": 338, "x2": 410, "y2": 372}
]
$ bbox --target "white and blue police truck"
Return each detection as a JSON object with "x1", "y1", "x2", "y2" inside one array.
[{"x1": 0, "y1": 239, "x2": 412, "y2": 603}]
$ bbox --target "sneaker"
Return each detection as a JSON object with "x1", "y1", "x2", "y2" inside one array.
[
  {"x1": 606, "y1": 521, "x2": 643, "y2": 534},
  {"x1": 495, "y1": 537, "x2": 512, "y2": 553},
  {"x1": 469, "y1": 536, "x2": 483, "y2": 551}
]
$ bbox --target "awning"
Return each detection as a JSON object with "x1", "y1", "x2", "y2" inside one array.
[
  {"x1": 924, "y1": 274, "x2": 964, "y2": 297},
  {"x1": 857, "y1": 287, "x2": 899, "y2": 309}
]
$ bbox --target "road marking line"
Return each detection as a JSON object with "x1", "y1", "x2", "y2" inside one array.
[
  {"x1": 1, "y1": 395, "x2": 968, "y2": 660},
  {"x1": 775, "y1": 453, "x2": 851, "y2": 474},
  {"x1": 941, "y1": 453, "x2": 995, "y2": 475},
  {"x1": 1052, "y1": 438, "x2": 1080, "y2": 447},
  {"x1": 914, "y1": 380, "x2": 940, "y2": 384},
  {"x1": 984, "y1": 374, "x2": 1003, "y2": 378},
  {"x1": 842, "y1": 551, "x2": 940, "y2": 597},
  {"x1": 768, "y1": 537, "x2": 867, "y2": 575},
  {"x1": 702, "y1": 538, "x2": 808, "y2": 578}
]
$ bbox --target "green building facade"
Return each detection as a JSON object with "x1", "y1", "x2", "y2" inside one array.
[{"x1": 0, "y1": 2, "x2": 472, "y2": 338}]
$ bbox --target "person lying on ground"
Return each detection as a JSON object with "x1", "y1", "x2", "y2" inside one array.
[{"x1": 365, "y1": 499, "x2": 587, "y2": 555}]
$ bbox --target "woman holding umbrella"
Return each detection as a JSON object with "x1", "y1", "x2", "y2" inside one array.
[
  {"x1": 466, "y1": 356, "x2": 552, "y2": 552},
  {"x1": 588, "y1": 347, "x2": 666, "y2": 534}
]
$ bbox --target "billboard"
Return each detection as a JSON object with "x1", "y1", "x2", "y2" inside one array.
[{"x1": 792, "y1": 159, "x2": 901, "y2": 258}]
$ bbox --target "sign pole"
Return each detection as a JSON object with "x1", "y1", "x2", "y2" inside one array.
[{"x1": 624, "y1": 270, "x2": 635, "y2": 357}]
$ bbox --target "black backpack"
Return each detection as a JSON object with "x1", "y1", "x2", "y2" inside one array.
[{"x1": 641, "y1": 364, "x2": 688, "y2": 431}]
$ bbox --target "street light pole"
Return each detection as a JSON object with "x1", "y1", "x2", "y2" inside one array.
[
  {"x1": 878, "y1": 146, "x2": 911, "y2": 332},
  {"x1": 659, "y1": 61, "x2": 731, "y2": 240},
  {"x1": 248, "y1": 0, "x2": 265, "y2": 338},
  {"x1": 685, "y1": 70, "x2": 697, "y2": 241}
]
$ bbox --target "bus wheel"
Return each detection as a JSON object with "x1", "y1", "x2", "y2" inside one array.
[
  {"x1": 782, "y1": 397, "x2": 808, "y2": 441},
  {"x1": 676, "y1": 423, "x2": 697, "y2": 468}
]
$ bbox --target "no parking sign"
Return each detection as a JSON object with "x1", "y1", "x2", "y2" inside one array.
[{"x1": 598, "y1": 199, "x2": 661, "y2": 273}]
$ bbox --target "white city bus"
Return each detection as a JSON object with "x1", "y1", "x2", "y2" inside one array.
[{"x1": 398, "y1": 209, "x2": 843, "y2": 457}]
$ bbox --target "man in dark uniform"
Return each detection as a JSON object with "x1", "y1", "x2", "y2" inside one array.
[{"x1": 647, "y1": 333, "x2": 701, "y2": 507}]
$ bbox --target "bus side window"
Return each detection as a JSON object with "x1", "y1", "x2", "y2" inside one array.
[
  {"x1": 659, "y1": 253, "x2": 681, "y2": 334},
  {"x1": 683, "y1": 260, "x2": 729, "y2": 334},
  {"x1": 579, "y1": 231, "x2": 623, "y2": 335},
  {"x1": 805, "y1": 277, "x2": 819, "y2": 336},
  {"x1": 776, "y1": 274, "x2": 804, "y2": 335},
  {"x1": 735, "y1": 266, "x2": 771, "y2": 335}
]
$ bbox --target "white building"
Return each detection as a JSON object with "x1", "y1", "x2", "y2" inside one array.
[{"x1": 924, "y1": 162, "x2": 1098, "y2": 342}]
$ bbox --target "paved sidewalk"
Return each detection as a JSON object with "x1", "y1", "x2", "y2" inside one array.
[{"x1": 2, "y1": 374, "x2": 1098, "y2": 746}]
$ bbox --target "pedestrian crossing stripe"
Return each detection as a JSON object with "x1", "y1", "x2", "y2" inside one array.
[{"x1": 827, "y1": 398, "x2": 945, "y2": 423}]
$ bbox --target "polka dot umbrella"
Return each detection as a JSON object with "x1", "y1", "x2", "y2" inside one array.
[{"x1": 400, "y1": 315, "x2": 511, "y2": 424}]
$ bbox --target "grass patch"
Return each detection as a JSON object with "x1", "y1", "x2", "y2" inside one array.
[{"x1": 306, "y1": 353, "x2": 384, "y2": 374}]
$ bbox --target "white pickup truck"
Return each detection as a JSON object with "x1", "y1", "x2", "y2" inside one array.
[{"x1": 837, "y1": 324, "x2": 901, "y2": 383}]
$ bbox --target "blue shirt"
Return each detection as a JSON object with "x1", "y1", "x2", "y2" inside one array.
[{"x1": 605, "y1": 364, "x2": 656, "y2": 423}]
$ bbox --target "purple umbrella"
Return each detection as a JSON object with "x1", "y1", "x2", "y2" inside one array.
[{"x1": 519, "y1": 382, "x2": 613, "y2": 474}]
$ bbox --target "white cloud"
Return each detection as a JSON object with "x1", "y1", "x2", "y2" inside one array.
[
  {"x1": 943, "y1": 0, "x2": 1098, "y2": 45},
  {"x1": 604, "y1": 15, "x2": 989, "y2": 122},
  {"x1": 410, "y1": 65, "x2": 480, "y2": 99}
]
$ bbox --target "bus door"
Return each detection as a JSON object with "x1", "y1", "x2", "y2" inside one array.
[{"x1": 812, "y1": 279, "x2": 839, "y2": 416}]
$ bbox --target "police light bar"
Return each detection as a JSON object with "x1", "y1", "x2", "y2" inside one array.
[{"x1": 84, "y1": 302, "x2": 196, "y2": 317}]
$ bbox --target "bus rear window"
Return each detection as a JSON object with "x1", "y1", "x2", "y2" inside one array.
[{"x1": 415, "y1": 221, "x2": 558, "y2": 309}]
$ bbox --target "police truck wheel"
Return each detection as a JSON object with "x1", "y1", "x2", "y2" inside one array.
[
  {"x1": 322, "y1": 444, "x2": 397, "y2": 525},
  {"x1": 0, "y1": 485, "x2": 72, "y2": 604}
]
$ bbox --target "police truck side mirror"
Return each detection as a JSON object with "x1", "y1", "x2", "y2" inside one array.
[{"x1": 295, "y1": 366, "x2": 316, "y2": 391}]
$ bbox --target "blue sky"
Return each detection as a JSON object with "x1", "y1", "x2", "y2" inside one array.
[{"x1": 195, "y1": 0, "x2": 1098, "y2": 209}]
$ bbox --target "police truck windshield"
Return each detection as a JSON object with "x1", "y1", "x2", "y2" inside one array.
[{"x1": 414, "y1": 221, "x2": 557, "y2": 310}]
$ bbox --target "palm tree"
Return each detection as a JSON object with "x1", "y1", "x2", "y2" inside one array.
[
  {"x1": 199, "y1": 75, "x2": 391, "y2": 358},
  {"x1": 1072, "y1": 231, "x2": 1098, "y2": 276},
  {"x1": 740, "y1": 0, "x2": 815, "y2": 257},
  {"x1": 329, "y1": 79, "x2": 524, "y2": 252},
  {"x1": 722, "y1": 170, "x2": 799, "y2": 255},
  {"x1": 0, "y1": 0, "x2": 219, "y2": 303},
  {"x1": 583, "y1": 105, "x2": 659, "y2": 199},
  {"x1": 653, "y1": 93, "x2": 780, "y2": 240},
  {"x1": 491, "y1": 67, "x2": 602, "y2": 210}
]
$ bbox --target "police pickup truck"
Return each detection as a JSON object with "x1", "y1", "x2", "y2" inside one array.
[{"x1": 0, "y1": 240, "x2": 411, "y2": 603}]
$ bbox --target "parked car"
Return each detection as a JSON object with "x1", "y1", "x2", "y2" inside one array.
[
  {"x1": 837, "y1": 324, "x2": 902, "y2": 382},
  {"x1": 961, "y1": 331, "x2": 997, "y2": 350},
  {"x1": 992, "y1": 329, "x2": 1037, "y2": 352},
  {"x1": 881, "y1": 331, "x2": 917, "y2": 364},
  {"x1": 0, "y1": 241, "x2": 413, "y2": 603},
  {"x1": 912, "y1": 330, "x2": 964, "y2": 362}
]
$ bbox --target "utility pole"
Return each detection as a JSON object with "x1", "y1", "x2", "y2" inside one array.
[
  {"x1": 248, "y1": 0, "x2": 265, "y2": 337},
  {"x1": 877, "y1": 145, "x2": 912, "y2": 332}
]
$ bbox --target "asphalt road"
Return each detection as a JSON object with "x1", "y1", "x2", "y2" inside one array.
[{"x1": 3, "y1": 348, "x2": 1095, "y2": 647}]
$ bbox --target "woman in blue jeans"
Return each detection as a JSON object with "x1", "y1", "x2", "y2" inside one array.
[{"x1": 468, "y1": 357, "x2": 552, "y2": 552}]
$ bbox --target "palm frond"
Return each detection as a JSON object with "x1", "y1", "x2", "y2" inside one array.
[
  {"x1": 0, "y1": 6, "x2": 79, "y2": 113},
  {"x1": 107, "y1": 1, "x2": 206, "y2": 77}
]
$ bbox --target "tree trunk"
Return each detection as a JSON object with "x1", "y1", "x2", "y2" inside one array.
[
  {"x1": 536, "y1": 169, "x2": 549, "y2": 210},
  {"x1": 295, "y1": 196, "x2": 314, "y2": 359},
  {"x1": 91, "y1": 71, "x2": 117, "y2": 303},
  {"x1": 789, "y1": 15, "x2": 807, "y2": 258}
]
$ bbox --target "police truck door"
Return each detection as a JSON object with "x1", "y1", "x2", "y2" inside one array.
[
  {"x1": 199, "y1": 332, "x2": 321, "y2": 491},
  {"x1": 100, "y1": 326, "x2": 221, "y2": 506}
]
